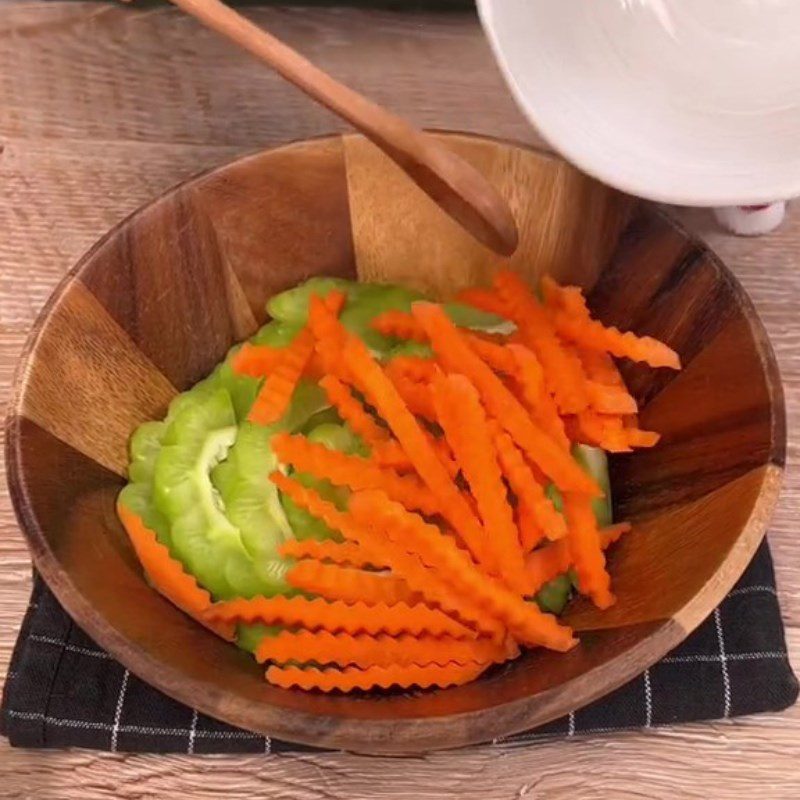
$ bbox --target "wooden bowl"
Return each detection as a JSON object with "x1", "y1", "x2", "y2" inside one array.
[{"x1": 5, "y1": 133, "x2": 785, "y2": 754}]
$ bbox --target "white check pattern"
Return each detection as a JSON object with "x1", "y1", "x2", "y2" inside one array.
[{"x1": 1, "y1": 578, "x2": 794, "y2": 754}]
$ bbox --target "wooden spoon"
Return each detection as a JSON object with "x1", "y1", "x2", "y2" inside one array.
[{"x1": 168, "y1": 0, "x2": 519, "y2": 256}]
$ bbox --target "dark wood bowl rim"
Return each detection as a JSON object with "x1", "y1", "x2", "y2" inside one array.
[{"x1": 4, "y1": 132, "x2": 786, "y2": 754}]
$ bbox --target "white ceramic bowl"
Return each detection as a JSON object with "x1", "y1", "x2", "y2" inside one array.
[{"x1": 477, "y1": 0, "x2": 800, "y2": 206}]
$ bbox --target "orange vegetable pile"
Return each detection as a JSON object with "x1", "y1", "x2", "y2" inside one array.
[{"x1": 119, "y1": 270, "x2": 680, "y2": 693}]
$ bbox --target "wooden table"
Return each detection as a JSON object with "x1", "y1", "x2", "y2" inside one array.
[{"x1": 1, "y1": 3, "x2": 798, "y2": 797}]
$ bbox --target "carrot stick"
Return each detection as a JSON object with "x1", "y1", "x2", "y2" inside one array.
[
  {"x1": 231, "y1": 343, "x2": 284, "y2": 378},
  {"x1": 318, "y1": 374, "x2": 389, "y2": 447},
  {"x1": 601, "y1": 522, "x2": 632, "y2": 547},
  {"x1": 524, "y1": 539, "x2": 572, "y2": 592},
  {"x1": 540, "y1": 275, "x2": 585, "y2": 314},
  {"x1": 576, "y1": 347, "x2": 629, "y2": 390},
  {"x1": 455, "y1": 287, "x2": 508, "y2": 317},
  {"x1": 552, "y1": 312, "x2": 681, "y2": 370},
  {"x1": 464, "y1": 336, "x2": 516, "y2": 374},
  {"x1": 524, "y1": 523, "x2": 631, "y2": 593},
  {"x1": 573, "y1": 410, "x2": 632, "y2": 453},
  {"x1": 279, "y1": 539, "x2": 384, "y2": 569},
  {"x1": 384, "y1": 366, "x2": 437, "y2": 421},
  {"x1": 351, "y1": 491, "x2": 577, "y2": 651},
  {"x1": 249, "y1": 292, "x2": 346, "y2": 425},
  {"x1": 370, "y1": 439, "x2": 413, "y2": 470},
  {"x1": 386, "y1": 355, "x2": 438, "y2": 383},
  {"x1": 270, "y1": 473, "x2": 503, "y2": 637},
  {"x1": 625, "y1": 428, "x2": 661, "y2": 448},
  {"x1": 117, "y1": 503, "x2": 236, "y2": 641},
  {"x1": 562, "y1": 492, "x2": 615, "y2": 609},
  {"x1": 585, "y1": 380, "x2": 638, "y2": 416},
  {"x1": 431, "y1": 373, "x2": 528, "y2": 593},
  {"x1": 256, "y1": 630, "x2": 508, "y2": 668},
  {"x1": 272, "y1": 433, "x2": 439, "y2": 515},
  {"x1": 493, "y1": 270, "x2": 590, "y2": 414},
  {"x1": 308, "y1": 291, "x2": 350, "y2": 376},
  {"x1": 412, "y1": 302, "x2": 600, "y2": 497},
  {"x1": 508, "y1": 342, "x2": 544, "y2": 397},
  {"x1": 517, "y1": 499, "x2": 546, "y2": 553},
  {"x1": 247, "y1": 328, "x2": 315, "y2": 424},
  {"x1": 287, "y1": 560, "x2": 421, "y2": 606},
  {"x1": 490, "y1": 425, "x2": 567, "y2": 542},
  {"x1": 341, "y1": 334, "x2": 493, "y2": 570},
  {"x1": 265, "y1": 662, "x2": 489, "y2": 692},
  {"x1": 370, "y1": 426, "x2": 459, "y2": 479},
  {"x1": 371, "y1": 309, "x2": 427, "y2": 342},
  {"x1": 375, "y1": 311, "x2": 517, "y2": 374},
  {"x1": 508, "y1": 344, "x2": 570, "y2": 451},
  {"x1": 205, "y1": 596, "x2": 476, "y2": 639}
]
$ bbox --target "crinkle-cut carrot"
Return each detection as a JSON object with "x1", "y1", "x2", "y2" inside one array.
[
  {"x1": 620, "y1": 411, "x2": 661, "y2": 448},
  {"x1": 265, "y1": 662, "x2": 488, "y2": 692},
  {"x1": 511, "y1": 378, "x2": 570, "y2": 453},
  {"x1": 431, "y1": 373, "x2": 528, "y2": 593},
  {"x1": 431, "y1": 435, "x2": 460, "y2": 478},
  {"x1": 231, "y1": 343, "x2": 284, "y2": 378},
  {"x1": 576, "y1": 347, "x2": 628, "y2": 390},
  {"x1": 270, "y1": 473, "x2": 503, "y2": 637},
  {"x1": 553, "y1": 312, "x2": 681, "y2": 370},
  {"x1": 585, "y1": 381, "x2": 637, "y2": 415},
  {"x1": 490, "y1": 425, "x2": 567, "y2": 541},
  {"x1": 117, "y1": 503, "x2": 236, "y2": 641},
  {"x1": 540, "y1": 275, "x2": 585, "y2": 314},
  {"x1": 351, "y1": 491, "x2": 577, "y2": 652},
  {"x1": 508, "y1": 343, "x2": 544, "y2": 397},
  {"x1": 342, "y1": 334, "x2": 493, "y2": 569},
  {"x1": 464, "y1": 336, "x2": 516, "y2": 374},
  {"x1": 573, "y1": 410, "x2": 631, "y2": 453},
  {"x1": 413, "y1": 302, "x2": 599, "y2": 497},
  {"x1": 308, "y1": 291, "x2": 350, "y2": 376},
  {"x1": 256, "y1": 630, "x2": 508, "y2": 669},
  {"x1": 279, "y1": 539, "x2": 384, "y2": 569},
  {"x1": 384, "y1": 367, "x2": 437, "y2": 421},
  {"x1": 517, "y1": 499, "x2": 546, "y2": 553},
  {"x1": 508, "y1": 344, "x2": 570, "y2": 451},
  {"x1": 372, "y1": 430, "x2": 458, "y2": 479},
  {"x1": 248, "y1": 328, "x2": 315, "y2": 424},
  {"x1": 493, "y1": 271, "x2": 590, "y2": 414},
  {"x1": 272, "y1": 433, "x2": 438, "y2": 515},
  {"x1": 524, "y1": 539, "x2": 572, "y2": 593},
  {"x1": 319, "y1": 374, "x2": 389, "y2": 447},
  {"x1": 625, "y1": 428, "x2": 661, "y2": 448},
  {"x1": 205, "y1": 595, "x2": 475, "y2": 639},
  {"x1": 375, "y1": 312, "x2": 516, "y2": 374},
  {"x1": 601, "y1": 521, "x2": 632, "y2": 547},
  {"x1": 562, "y1": 492, "x2": 615, "y2": 609},
  {"x1": 386, "y1": 355, "x2": 438, "y2": 383},
  {"x1": 372, "y1": 309, "x2": 427, "y2": 342},
  {"x1": 249, "y1": 292, "x2": 346, "y2": 425},
  {"x1": 524, "y1": 523, "x2": 631, "y2": 593},
  {"x1": 288, "y1": 560, "x2": 421, "y2": 606},
  {"x1": 455, "y1": 287, "x2": 508, "y2": 317},
  {"x1": 370, "y1": 439, "x2": 413, "y2": 470},
  {"x1": 542, "y1": 277, "x2": 680, "y2": 370}
]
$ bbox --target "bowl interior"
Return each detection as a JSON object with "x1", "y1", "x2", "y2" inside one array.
[
  {"x1": 478, "y1": 0, "x2": 800, "y2": 205},
  {"x1": 5, "y1": 133, "x2": 784, "y2": 753}
]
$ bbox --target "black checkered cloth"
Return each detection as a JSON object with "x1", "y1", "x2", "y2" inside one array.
[{"x1": 1, "y1": 540, "x2": 797, "y2": 753}]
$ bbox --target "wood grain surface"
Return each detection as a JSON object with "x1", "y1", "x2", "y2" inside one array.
[{"x1": 1, "y1": 2, "x2": 799, "y2": 796}]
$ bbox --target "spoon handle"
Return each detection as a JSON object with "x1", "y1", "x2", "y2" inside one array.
[{"x1": 168, "y1": 0, "x2": 518, "y2": 256}]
